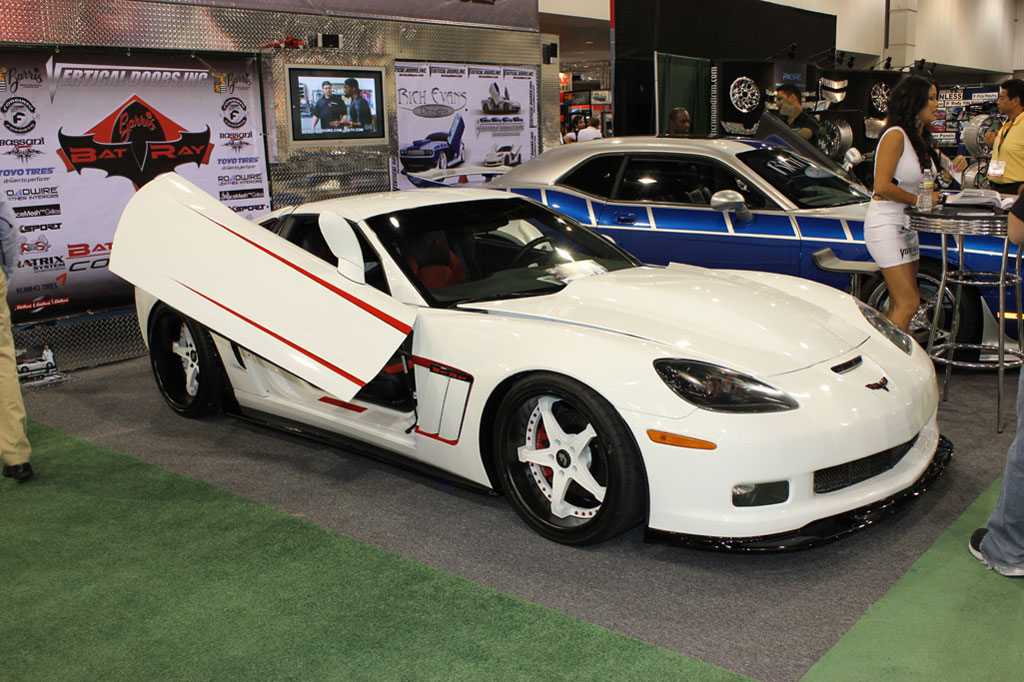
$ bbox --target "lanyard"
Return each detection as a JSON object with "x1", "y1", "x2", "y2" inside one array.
[{"x1": 997, "y1": 113, "x2": 1023, "y2": 153}]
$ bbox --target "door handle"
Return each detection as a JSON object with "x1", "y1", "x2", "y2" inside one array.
[{"x1": 616, "y1": 214, "x2": 636, "y2": 224}]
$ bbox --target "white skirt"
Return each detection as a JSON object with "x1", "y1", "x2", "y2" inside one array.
[{"x1": 864, "y1": 201, "x2": 919, "y2": 268}]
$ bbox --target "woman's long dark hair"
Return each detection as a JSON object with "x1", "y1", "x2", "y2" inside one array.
[{"x1": 884, "y1": 75, "x2": 939, "y2": 171}]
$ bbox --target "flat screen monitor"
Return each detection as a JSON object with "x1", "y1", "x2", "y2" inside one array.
[{"x1": 287, "y1": 65, "x2": 387, "y2": 146}]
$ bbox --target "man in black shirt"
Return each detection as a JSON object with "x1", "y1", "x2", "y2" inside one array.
[
  {"x1": 340, "y1": 78, "x2": 373, "y2": 132},
  {"x1": 775, "y1": 84, "x2": 820, "y2": 145},
  {"x1": 311, "y1": 81, "x2": 345, "y2": 130}
]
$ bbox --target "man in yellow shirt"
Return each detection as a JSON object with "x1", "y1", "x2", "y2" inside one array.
[{"x1": 983, "y1": 79, "x2": 1024, "y2": 195}]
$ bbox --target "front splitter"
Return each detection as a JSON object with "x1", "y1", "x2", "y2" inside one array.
[{"x1": 644, "y1": 435, "x2": 954, "y2": 553}]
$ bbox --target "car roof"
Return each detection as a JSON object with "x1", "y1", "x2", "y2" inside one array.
[
  {"x1": 494, "y1": 136, "x2": 774, "y2": 185},
  {"x1": 296, "y1": 187, "x2": 517, "y2": 222}
]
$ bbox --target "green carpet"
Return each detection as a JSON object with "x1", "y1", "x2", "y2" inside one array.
[
  {"x1": 0, "y1": 423, "x2": 752, "y2": 682},
  {"x1": 801, "y1": 478, "x2": 1024, "y2": 682}
]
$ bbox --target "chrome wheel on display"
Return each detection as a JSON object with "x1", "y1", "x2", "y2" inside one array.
[
  {"x1": 963, "y1": 114, "x2": 1004, "y2": 158},
  {"x1": 817, "y1": 119, "x2": 854, "y2": 159},
  {"x1": 962, "y1": 160, "x2": 990, "y2": 189},
  {"x1": 494, "y1": 373, "x2": 646, "y2": 545},
  {"x1": 870, "y1": 82, "x2": 890, "y2": 114},
  {"x1": 729, "y1": 76, "x2": 761, "y2": 113}
]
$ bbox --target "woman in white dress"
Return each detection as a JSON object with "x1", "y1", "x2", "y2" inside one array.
[{"x1": 865, "y1": 76, "x2": 967, "y2": 332}]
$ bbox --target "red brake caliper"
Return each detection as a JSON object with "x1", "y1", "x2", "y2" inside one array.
[{"x1": 537, "y1": 422, "x2": 554, "y2": 484}]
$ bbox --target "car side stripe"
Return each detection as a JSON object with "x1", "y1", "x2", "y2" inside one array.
[
  {"x1": 189, "y1": 206, "x2": 412, "y2": 335},
  {"x1": 174, "y1": 279, "x2": 366, "y2": 388}
]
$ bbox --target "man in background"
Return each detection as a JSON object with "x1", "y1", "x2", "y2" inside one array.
[
  {"x1": 576, "y1": 117, "x2": 603, "y2": 142},
  {"x1": 983, "y1": 79, "x2": 1024, "y2": 195},
  {"x1": 666, "y1": 107, "x2": 692, "y2": 135},
  {"x1": 0, "y1": 196, "x2": 33, "y2": 482},
  {"x1": 775, "y1": 83, "x2": 820, "y2": 145}
]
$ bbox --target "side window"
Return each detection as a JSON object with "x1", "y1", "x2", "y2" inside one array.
[
  {"x1": 557, "y1": 155, "x2": 623, "y2": 199},
  {"x1": 278, "y1": 215, "x2": 390, "y2": 295},
  {"x1": 615, "y1": 156, "x2": 771, "y2": 209}
]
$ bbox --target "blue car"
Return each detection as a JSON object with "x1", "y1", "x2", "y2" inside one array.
[
  {"x1": 492, "y1": 136, "x2": 1010, "y2": 349},
  {"x1": 399, "y1": 114, "x2": 466, "y2": 173}
]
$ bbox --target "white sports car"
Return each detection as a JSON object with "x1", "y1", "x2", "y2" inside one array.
[{"x1": 110, "y1": 173, "x2": 951, "y2": 550}]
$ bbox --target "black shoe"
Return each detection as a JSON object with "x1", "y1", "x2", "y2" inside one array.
[
  {"x1": 2, "y1": 462, "x2": 33, "y2": 482},
  {"x1": 969, "y1": 528, "x2": 988, "y2": 566}
]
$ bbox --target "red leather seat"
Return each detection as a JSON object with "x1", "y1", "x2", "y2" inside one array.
[{"x1": 406, "y1": 232, "x2": 467, "y2": 290}]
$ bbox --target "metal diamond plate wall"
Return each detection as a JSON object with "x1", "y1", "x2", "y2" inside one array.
[{"x1": 0, "y1": 0, "x2": 552, "y2": 204}]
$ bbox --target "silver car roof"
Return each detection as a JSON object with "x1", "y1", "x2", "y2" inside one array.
[{"x1": 493, "y1": 137, "x2": 771, "y2": 186}]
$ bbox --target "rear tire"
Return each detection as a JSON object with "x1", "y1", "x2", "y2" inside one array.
[
  {"x1": 862, "y1": 257, "x2": 983, "y2": 359},
  {"x1": 148, "y1": 305, "x2": 225, "y2": 418}
]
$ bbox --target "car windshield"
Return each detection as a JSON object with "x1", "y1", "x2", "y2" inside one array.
[
  {"x1": 737, "y1": 148, "x2": 869, "y2": 209},
  {"x1": 365, "y1": 197, "x2": 639, "y2": 306}
]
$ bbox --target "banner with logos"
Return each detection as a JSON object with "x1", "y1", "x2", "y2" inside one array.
[
  {"x1": 0, "y1": 50, "x2": 268, "y2": 323},
  {"x1": 394, "y1": 61, "x2": 537, "y2": 190}
]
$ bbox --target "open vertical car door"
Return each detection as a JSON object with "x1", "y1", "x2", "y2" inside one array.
[{"x1": 110, "y1": 172, "x2": 416, "y2": 403}]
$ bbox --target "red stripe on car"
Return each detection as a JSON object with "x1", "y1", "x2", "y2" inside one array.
[
  {"x1": 318, "y1": 396, "x2": 368, "y2": 413},
  {"x1": 190, "y1": 206, "x2": 412, "y2": 335},
  {"x1": 175, "y1": 280, "x2": 365, "y2": 388}
]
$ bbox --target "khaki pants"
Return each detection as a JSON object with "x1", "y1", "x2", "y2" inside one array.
[{"x1": 0, "y1": 269, "x2": 30, "y2": 466}]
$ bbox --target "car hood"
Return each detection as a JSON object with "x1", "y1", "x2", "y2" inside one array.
[{"x1": 461, "y1": 265, "x2": 869, "y2": 376}]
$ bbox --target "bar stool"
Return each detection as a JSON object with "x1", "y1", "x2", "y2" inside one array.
[{"x1": 906, "y1": 204, "x2": 1024, "y2": 432}]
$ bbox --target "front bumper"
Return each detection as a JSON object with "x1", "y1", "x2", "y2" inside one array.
[{"x1": 644, "y1": 435, "x2": 953, "y2": 552}]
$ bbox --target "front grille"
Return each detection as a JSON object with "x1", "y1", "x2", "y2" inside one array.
[{"x1": 814, "y1": 434, "x2": 920, "y2": 494}]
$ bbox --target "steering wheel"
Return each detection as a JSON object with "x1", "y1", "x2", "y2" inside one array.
[{"x1": 510, "y1": 235, "x2": 556, "y2": 267}]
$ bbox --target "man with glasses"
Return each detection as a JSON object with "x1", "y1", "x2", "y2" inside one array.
[{"x1": 983, "y1": 79, "x2": 1024, "y2": 196}]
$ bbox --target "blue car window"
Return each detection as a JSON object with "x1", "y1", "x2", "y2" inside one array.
[
  {"x1": 558, "y1": 154, "x2": 624, "y2": 199},
  {"x1": 737, "y1": 148, "x2": 867, "y2": 209},
  {"x1": 614, "y1": 156, "x2": 771, "y2": 209}
]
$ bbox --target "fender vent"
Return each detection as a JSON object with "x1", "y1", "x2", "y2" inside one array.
[{"x1": 831, "y1": 356, "x2": 863, "y2": 374}]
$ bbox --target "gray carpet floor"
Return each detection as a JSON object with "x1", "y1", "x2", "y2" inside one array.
[{"x1": 21, "y1": 358, "x2": 1018, "y2": 682}]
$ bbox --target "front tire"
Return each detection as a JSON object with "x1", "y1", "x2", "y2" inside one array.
[
  {"x1": 493, "y1": 373, "x2": 647, "y2": 545},
  {"x1": 148, "y1": 305, "x2": 226, "y2": 418},
  {"x1": 862, "y1": 257, "x2": 983, "y2": 357}
]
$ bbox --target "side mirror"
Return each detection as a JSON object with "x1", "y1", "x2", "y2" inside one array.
[
  {"x1": 318, "y1": 211, "x2": 365, "y2": 285},
  {"x1": 710, "y1": 189, "x2": 753, "y2": 224},
  {"x1": 842, "y1": 147, "x2": 864, "y2": 171}
]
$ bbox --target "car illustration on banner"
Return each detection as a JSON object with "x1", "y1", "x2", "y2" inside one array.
[
  {"x1": 481, "y1": 82, "x2": 521, "y2": 114},
  {"x1": 399, "y1": 114, "x2": 467, "y2": 173},
  {"x1": 491, "y1": 137, "x2": 1013, "y2": 351},
  {"x1": 110, "y1": 172, "x2": 951, "y2": 551},
  {"x1": 483, "y1": 143, "x2": 522, "y2": 167}
]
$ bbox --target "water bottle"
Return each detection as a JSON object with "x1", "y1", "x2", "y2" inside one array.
[{"x1": 917, "y1": 168, "x2": 935, "y2": 211}]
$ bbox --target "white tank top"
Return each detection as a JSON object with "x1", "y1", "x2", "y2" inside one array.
[{"x1": 867, "y1": 126, "x2": 935, "y2": 223}]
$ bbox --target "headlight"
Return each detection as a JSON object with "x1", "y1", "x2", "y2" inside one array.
[
  {"x1": 857, "y1": 301, "x2": 912, "y2": 355},
  {"x1": 654, "y1": 359, "x2": 799, "y2": 413}
]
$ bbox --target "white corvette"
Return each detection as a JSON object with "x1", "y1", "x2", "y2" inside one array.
[{"x1": 110, "y1": 173, "x2": 951, "y2": 550}]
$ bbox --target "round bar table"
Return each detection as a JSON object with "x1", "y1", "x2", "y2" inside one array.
[{"x1": 906, "y1": 204, "x2": 1024, "y2": 432}]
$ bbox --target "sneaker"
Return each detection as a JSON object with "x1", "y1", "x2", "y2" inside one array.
[
  {"x1": 969, "y1": 528, "x2": 989, "y2": 565},
  {"x1": 968, "y1": 527, "x2": 1024, "y2": 578}
]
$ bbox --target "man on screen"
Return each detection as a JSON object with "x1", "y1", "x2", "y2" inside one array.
[
  {"x1": 339, "y1": 78, "x2": 373, "y2": 132},
  {"x1": 311, "y1": 81, "x2": 345, "y2": 130}
]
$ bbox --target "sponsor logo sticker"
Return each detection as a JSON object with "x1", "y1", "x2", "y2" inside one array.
[
  {"x1": 221, "y1": 97, "x2": 247, "y2": 128},
  {"x1": 1, "y1": 96, "x2": 38, "y2": 133}
]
